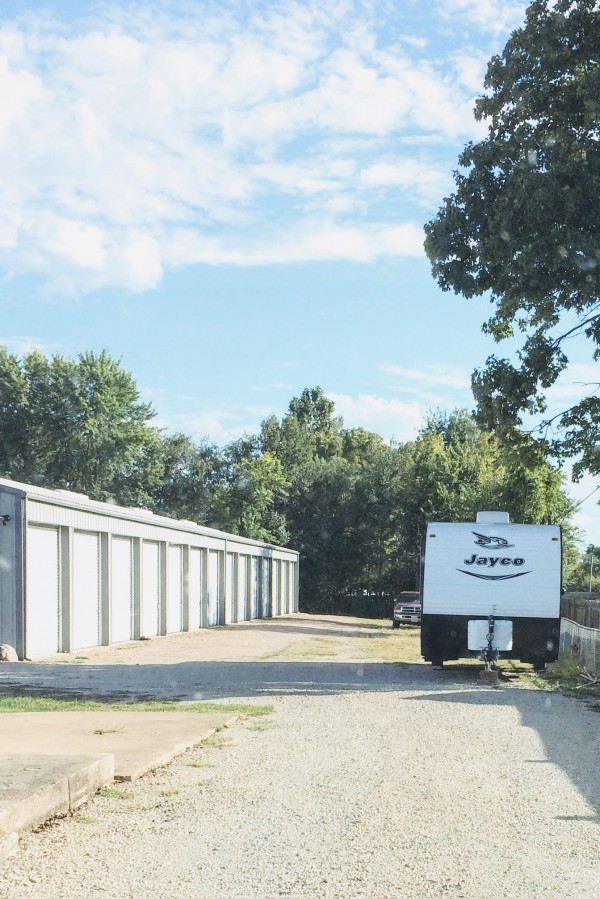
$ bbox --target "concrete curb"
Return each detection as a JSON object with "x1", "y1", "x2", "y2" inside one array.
[
  {"x1": 0, "y1": 754, "x2": 114, "y2": 862},
  {"x1": 0, "y1": 711, "x2": 240, "y2": 861},
  {"x1": 114, "y1": 715, "x2": 239, "y2": 782}
]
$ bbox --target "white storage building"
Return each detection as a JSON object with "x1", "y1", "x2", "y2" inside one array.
[{"x1": 0, "y1": 477, "x2": 299, "y2": 660}]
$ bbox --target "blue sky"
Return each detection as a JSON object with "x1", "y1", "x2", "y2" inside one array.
[{"x1": 0, "y1": 0, "x2": 598, "y2": 545}]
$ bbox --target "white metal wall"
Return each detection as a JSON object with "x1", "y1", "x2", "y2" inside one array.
[
  {"x1": 25, "y1": 526, "x2": 60, "y2": 657},
  {"x1": 7, "y1": 477, "x2": 298, "y2": 658}
]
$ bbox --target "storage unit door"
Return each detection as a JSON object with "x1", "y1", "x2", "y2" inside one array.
[
  {"x1": 251, "y1": 558, "x2": 259, "y2": 619},
  {"x1": 261, "y1": 558, "x2": 270, "y2": 618},
  {"x1": 72, "y1": 532, "x2": 100, "y2": 650},
  {"x1": 272, "y1": 560, "x2": 280, "y2": 617},
  {"x1": 237, "y1": 555, "x2": 248, "y2": 622},
  {"x1": 189, "y1": 548, "x2": 202, "y2": 630},
  {"x1": 110, "y1": 537, "x2": 132, "y2": 644},
  {"x1": 226, "y1": 553, "x2": 235, "y2": 624},
  {"x1": 207, "y1": 550, "x2": 220, "y2": 626},
  {"x1": 141, "y1": 542, "x2": 160, "y2": 637},
  {"x1": 280, "y1": 561, "x2": 288, "y2": 614},
  {"x1": 167, "y1": 545, "x2": 183, "y2": 633},
  {"x1": 25, "y1": 526, "x2": 60, "y2": 658}
]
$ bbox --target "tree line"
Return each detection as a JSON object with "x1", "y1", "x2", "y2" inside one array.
[{"x1": 0, "y1": 347, "x2": 585, "y2": 610}]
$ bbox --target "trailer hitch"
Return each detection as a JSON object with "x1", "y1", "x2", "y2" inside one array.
[{"x1": 480, "y1": 614, "x2": 499, "y2": 670}]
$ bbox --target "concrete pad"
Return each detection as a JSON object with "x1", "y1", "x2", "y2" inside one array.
[
  {"x1": 479, "y1": 668, "x2": 499, "y2": 684},
  {"x1": 0, "y1": 711, "x2": 235, "y2": 781},
  {"x1": 0, "y1": 754, "x2": 114, "y2": 861}
]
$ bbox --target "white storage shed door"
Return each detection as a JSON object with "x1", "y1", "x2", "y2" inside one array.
[
  {"x1": 272, "y1": 560, "x2": 280, "y2": 617},
  {"x1": 226, "y1": 553, "x2": 235, "y2": 624},
  {"x1": 141, "y1": 542, "x2": 160, "y2": 637},
  {"x1": 110, "y1": 537, "x2": 132, "y2": 644},
  {"x1": 237, "y1": 555, "x2": 248, "y2": 622},
  {"x1": 72, "y1": 531, "x2": 100, "y2": 650},
  {"x1": 188, "y1": 548, "x2": 202, "y2": 630},
  {"x1": 167, "y1": 545, "x2": 183, "y2": 633},
  {"x1": 251, "y1": 558, "x2": 259, "y2": 619},
  {"x1": 26, "y1": 526, "x2": 60, "y2": 658},
  {"x1": 207, "y1": 550, "x2": 220, "y2": 626},
  {"x1": 261, "y1": 558, "x2": 270, "y2": 618}
]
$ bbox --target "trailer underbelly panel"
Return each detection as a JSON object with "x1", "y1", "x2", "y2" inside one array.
[{"x1": 421, "y1": 613, "x2": 560, "y2": 667}]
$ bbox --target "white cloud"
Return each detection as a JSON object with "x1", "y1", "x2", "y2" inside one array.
[
  {"x1": 436, "y1": 0, "x2": 527, "y2": 35},
  {"x1": 163, "y1": 222, "x2": 425, "y2": 267},
  {"x1": 0, "y1": 335, "x2": 58, "y2": 357},
  {"x1": 327, "y1": 392, "x2": 424, "y2": 442},
  {"x1": 380, "y1": 363, "x2": 472, "y2": 391},
  {"x1": 0, "y1": 0, "x2": 503, "y2": 292}
]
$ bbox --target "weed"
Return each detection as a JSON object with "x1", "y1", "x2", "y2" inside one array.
[
  {"x1": 72, "y1": 814, "x2": 96, "y2": 824},
  {"x1": 188, "y1": 758, "x2": 214, "y2": 768},
  {"x1": 537, "y1": 656, "x2": 600, "y2": 700},
  {"x1": 202, "y1": 734, "x2": 233, "y2": 748},
  {"x1": 97, "y1": 787, "x2": 133, "y2": 800},
  {"x1": 160, "y1": 789, "x2": 180, "y2": 796},
  {"x1": 248, "y1": 720, "x2": 274, "y2": 732}
]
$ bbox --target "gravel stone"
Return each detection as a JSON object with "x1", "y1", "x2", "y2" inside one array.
[{"x1": 1, "y1": 617, "x2": 599, "y2": 898}]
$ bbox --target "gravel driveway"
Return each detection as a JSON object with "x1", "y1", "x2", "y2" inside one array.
[{"x1": 2, "y1": 616, "x2": 599, "y2": 899}]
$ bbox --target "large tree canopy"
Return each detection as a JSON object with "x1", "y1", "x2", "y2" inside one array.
[{"x1": 424, "y1": 0, "x2": 600, "y2": 478}]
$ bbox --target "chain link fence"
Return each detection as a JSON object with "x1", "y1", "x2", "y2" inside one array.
[{"x1": 560, "y1": 592, "x2": 600, "y2": 674}]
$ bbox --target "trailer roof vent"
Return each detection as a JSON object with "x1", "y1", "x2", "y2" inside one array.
[{"x1": 476, "y1": 511, "x2": 510, "y2": 524}]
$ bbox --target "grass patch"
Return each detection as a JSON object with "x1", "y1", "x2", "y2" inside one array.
[
  {"x1": 0, "y1": 696, "x2": 273, "y2": 716},
  {"x1": 72, "y1": 814, "x2": 96, "y2": 825},
  {"x1": 295, "y1": 638, "x2": 339, "y2": 658},
  {"x1": 202, "y1": 734, "x2": 233, "y2": 748},
  {"x1": 537, "y1": 656, "x2": 600, "y2": 700},
  {"x1": 97, "y1": 787, "x2": 133, "y2": 800},
  {"x1": 188, "y1": 758, "x2": 214, "y2": 768},
  {"x1": 365, "y1": 627, "x2": 422, "y2": 663},
  {"x1": 247, "y1": 719, "x2": 275, "y2": 732}
]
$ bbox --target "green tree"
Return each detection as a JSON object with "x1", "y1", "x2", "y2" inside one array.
[
  {"x1": 397, "y1": 411, "x2": 576, "y2": 583},
  {"x1": 149, "y1": 433, "x2": 222, "y2": 524},
  {"x1": 0, "y1": 347, "x2": 159, "y2": 502},
  {"x1": 212, "y1": 449, "x2": 289, "y2": 544},
  {"x1": 424, "y1": 0, "x2": 600, "y2": 477}
]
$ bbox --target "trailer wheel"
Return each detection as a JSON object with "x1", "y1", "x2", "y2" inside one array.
[
  {"x1": 392, "y1": 621, "x2": 400, "y2": 629},
  {"x1": 431, "y1": 659, "x2": 444, "y2": 669}
]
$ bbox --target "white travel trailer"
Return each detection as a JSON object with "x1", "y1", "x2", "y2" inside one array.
[{"x1": 420, "y1": 511, "x2": 562, "y2": 669}]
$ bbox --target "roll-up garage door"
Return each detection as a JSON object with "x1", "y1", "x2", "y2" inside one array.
[
  {"x1": 282, "y1": 561, "x2": 289, "y2": 614},
  {"x1": 26, "y1": 526, "x2": 60, "y2": 658},
  {"x1": 72, "y1": 531, "x2": 100, "y2": 650},
  {"x1": 272, "y1": 560, "x2": 280, "y2": 617},
  {"x1": 167, "y1": 545, "x2": 183, "y2": 633},
  {"x1": 261, "y1": 558, "x2": 270, "y2": 618},
  {"x1": 226, "y1": 553, "x2": 235, "y2": 624},
  {"x1": 141, "y1": 541, "x2": 160, "y2": 637},
  {"x1": 207, "y1": 550, "x2": 220, "y2": 626},
  {"x1": 251, "y1": 557, "x2": 259, "y2": 619},
  {"x1": 237, "y1": 555, "x2": 248, "y2": 622},
  {"x1": 110, "y1": 537, "x2": 132, "y2": 644},
  {"x1": 189, "y1": 548, "x2": 202, "y2": 630}
]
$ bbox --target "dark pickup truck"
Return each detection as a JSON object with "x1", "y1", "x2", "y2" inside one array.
[{"x1": 392, "y1": 592, "x2": 421, "y2": 628}]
